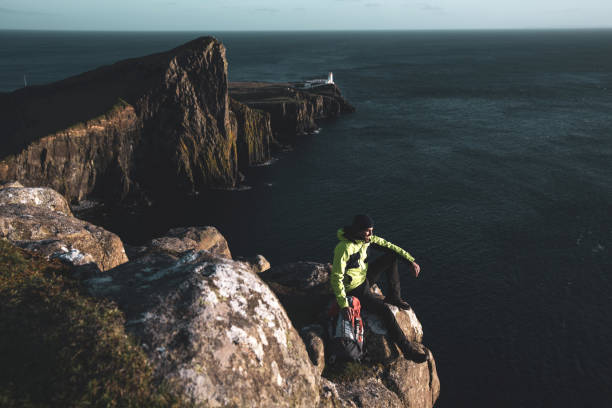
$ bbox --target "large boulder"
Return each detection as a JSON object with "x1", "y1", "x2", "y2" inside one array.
[
  {"x1": 0, "y1": 186, "x2": 127, "y2": 271},
  {"x1": 86, "y1": 248, "x2": 321, "y2": 407}
]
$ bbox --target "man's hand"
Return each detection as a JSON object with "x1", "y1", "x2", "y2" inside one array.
[
  {"x1": 342, "y1": 307, "x2": 354, "y2": 321},
  {"x1": 412, "y1": 261, "x2": 421, "y2": 277}
]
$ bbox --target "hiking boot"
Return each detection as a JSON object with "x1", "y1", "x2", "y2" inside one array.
[
  {"x1": 385, "y1": 296, "x2": 411, "y2": 310},
  {"x1": 399, "y1": 340, "x2": 429, "y2": 363}
]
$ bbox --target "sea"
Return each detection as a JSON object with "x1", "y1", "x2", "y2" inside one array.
[{"x1": 2, "y1": 29, "x2": 612, "y2": 407}]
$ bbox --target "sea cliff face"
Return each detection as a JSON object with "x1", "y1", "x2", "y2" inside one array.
[
  {"x1": 230, "y1": 98, "x2": 274, "y2": 169},
  {"x1": 0, "y1": 102, "x2": 138, "y2": 203},
  {"x1": 0, "y1": 38, "x2": 353, "y2": 204},
  {"x1": 230, "y1": 82, "x2": 355, "y2": 144},
  {"x1": 1, "y1": 37, "x2": 238, "y2": 202}
]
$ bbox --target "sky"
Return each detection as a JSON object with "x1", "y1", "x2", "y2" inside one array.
[{"x1": 1, "y1": 0, "x2": 611, "y2": 31}]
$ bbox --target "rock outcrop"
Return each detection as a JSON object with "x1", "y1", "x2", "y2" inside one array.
[
  {"x1": 230, "y1": 82, "x2": 355, "y2": 144},
  {"x1": 0, "y1": 185, "x2": 127, "y2": 271},
  {"x1": 261, "y1": 261, "x2": 440, "y2": 408},
  {"x1": 85, "y1": 246, "x2": 322, "y2": 407}
]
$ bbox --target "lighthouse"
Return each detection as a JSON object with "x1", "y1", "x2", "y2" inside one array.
[{"x1": 327, "y1": 72, "x2": 334, "y2": 84}]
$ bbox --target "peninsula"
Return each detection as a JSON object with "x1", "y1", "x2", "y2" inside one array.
[{"x1": 0, "y1": 37, "x2": 353, "y2": 205}]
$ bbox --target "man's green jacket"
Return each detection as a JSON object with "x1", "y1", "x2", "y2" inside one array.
[{"x1": 331, "y1": 228, "x2": 415, "y2": 309}]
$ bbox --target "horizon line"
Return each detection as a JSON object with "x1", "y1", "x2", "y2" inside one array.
[{"x1": 2, "y1": 26, "x2": 612, "y2": 33}]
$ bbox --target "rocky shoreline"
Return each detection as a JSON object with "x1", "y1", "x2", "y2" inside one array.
[{"x1": 0, "y1": 37, "x2": 439, "y2": 406}]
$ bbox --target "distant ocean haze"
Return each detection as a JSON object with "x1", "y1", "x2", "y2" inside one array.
[{"x1": 1, "y1": 29, "x2": 612, "y2": 407}]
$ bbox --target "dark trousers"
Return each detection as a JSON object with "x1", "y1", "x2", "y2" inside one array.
[{"x1": 347, "y1": 251, "x2": 410, "y2": 346}]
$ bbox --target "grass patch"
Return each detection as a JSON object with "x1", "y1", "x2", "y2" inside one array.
[
  {"x1": 0, "y1": 239, "x2": 189, "y2": 407},
  {"x1": 322, "y1": 360, "x2": 383, "y2": 384}
]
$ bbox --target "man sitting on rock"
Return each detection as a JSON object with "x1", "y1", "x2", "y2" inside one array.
[{"x1": 331, "y1": 214, "x2": 428, "y2": 362}]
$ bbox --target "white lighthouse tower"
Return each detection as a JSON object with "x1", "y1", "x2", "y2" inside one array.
[{"x1": 327, "y1": 72, "x2": 334, "y2": 84}]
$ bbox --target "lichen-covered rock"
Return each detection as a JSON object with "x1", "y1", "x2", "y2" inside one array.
[
  {"x1": 0, "y1": 186, "x2": 127, "y2": 271},
  {"x1": 146, "y1": 226, "x2": 232, "y2": 259},
  {"x1": 86, "y1": 250, "x2": 321, "y2": 407},
  {"x1": 0, "y1": 186, "x2": 73, "y2": 216}
]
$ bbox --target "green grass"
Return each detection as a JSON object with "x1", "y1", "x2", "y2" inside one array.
[
  {"x1": 0, "y1": 239, "x2": 189, "y2": 407},
  {"x1": 65, "y1": 98, "x2": 132, "y2": 131},
  {"x1": 322, "y1": 360, "x2": 383, "y2": 384}
]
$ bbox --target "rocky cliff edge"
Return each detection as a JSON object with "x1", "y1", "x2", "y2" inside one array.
[{"x1": 0, "y1": 185, "x2": 439, "y2": 407}]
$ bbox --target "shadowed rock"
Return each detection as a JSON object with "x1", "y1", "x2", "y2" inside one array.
[
  {"x1": 0, "y1": 37, "x2": 237, "y2": 203},
  {"x1": 301, "y1": 324, "x2": 326, "y2": 376},
  {"x1": 337, "y1": 377, "x2": 404, "y2": 408},
  {"x1": 260, "y1": 262, "x2": 333, "y2": 329}
]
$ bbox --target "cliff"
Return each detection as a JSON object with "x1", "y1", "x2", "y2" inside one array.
[
  {"x1": 230, "y1": 82, "x2": 355, "y2": 144},
  {"x1": 230, "y1": 98, "x2": 275, "y2": 169},
  {"x1": 1, "y1": 37, "x2": 235, "y2": 203},
  {"x1": 0, "y1": 38, "x2": 353, "y2": 205}
]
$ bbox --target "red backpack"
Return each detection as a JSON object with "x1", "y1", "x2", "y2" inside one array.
[{"x1": 327, "y1": 296, "x2": 365, "y2": 363}]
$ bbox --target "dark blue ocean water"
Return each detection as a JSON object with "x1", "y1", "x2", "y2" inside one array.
[{"x1": 2, "y1": 30, "x2": 612, "y2": 407}]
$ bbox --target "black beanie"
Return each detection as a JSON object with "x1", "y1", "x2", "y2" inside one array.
[{"x1": 352, "y1": 214, "x2": 374, "y2": 230}]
